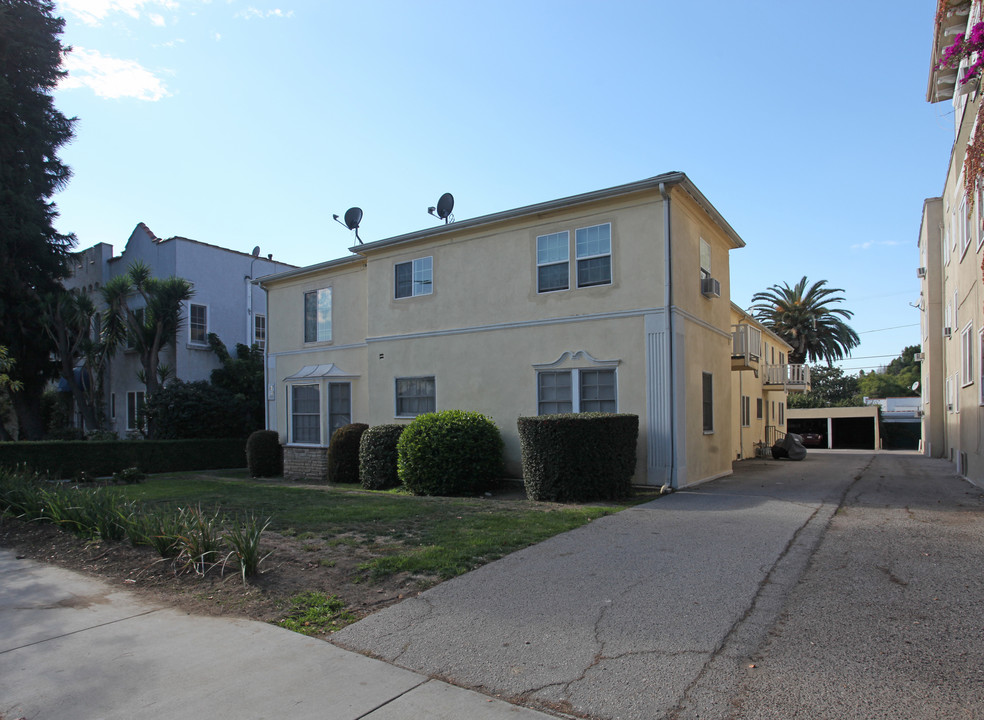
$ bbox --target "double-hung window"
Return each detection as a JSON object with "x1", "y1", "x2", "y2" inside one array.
[
  {"x1": 290, "y1": 384, "x2": 320, "y2": 444},
  {"x1": 700, "y1": 238, "x2": 711, "y2": 281},
  {"x1": 327, "y1": 382, "x2": 352, "y2": 436},
  {"x1": 254, "y1": 314, "x2": 266, "y2": 351},
  {"x1": 396, "y1": 377, "x2": 436, "y2": 417},
  {"x1": 126, "y1": 391, "x2": 145, "y2": 432},
  {"x1": 575, "y1": 223, "x2": 612, "y2": 288},
  {"x1": 961, "y1": 198, "x2": 972, "y2": 258},
  {"x1": 961, "y1": 323, "x2": 974, "y2": 387},
  {"x1": 395, "y1": 257, "x2": 433, "y2": 298},
  {"x1": 189, "y1": 303, "x2": 208, "y2": 345},
  {"x1": 536, "y1": 231, "x2": 570, "y2": 293},
  {"x1": 304, "y1": 287, "x2": 332, "y2": 343},
  {"x1": 741, "y1": 395, "x2": 751, "y2": 427},
  {"x1": 536, "y1": 368, "x2": 616, "y2": 415},
  {"x1": 756, "y1": 397, "x2": 763, "y2": 420}
]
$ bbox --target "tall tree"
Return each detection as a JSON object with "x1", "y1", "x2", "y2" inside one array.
[
  {"x1": 41, "y1": 287, "x2": 108, "y2": 431},
  {"x1": 750, "y1": 277, "x2": 860, "y2": 365},
  {"x1": 102, "y1": 261, "x2": 193, "y2": 436},
  {"x1": 0, "y1": 0, "x2": 77, "y2": 438}
]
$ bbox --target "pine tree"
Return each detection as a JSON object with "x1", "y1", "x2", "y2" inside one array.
[{"x1": 0, "y1": 0, "x2": 77, "y2": 438}]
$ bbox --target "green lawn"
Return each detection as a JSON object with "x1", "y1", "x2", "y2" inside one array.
[{"x1": 119, "y1": 470, "x2": 657, "y2": 580}]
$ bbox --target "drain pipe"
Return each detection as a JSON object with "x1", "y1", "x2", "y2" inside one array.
[{"x1": 659, "y1": 182, "x2": 676, "y2": 487}]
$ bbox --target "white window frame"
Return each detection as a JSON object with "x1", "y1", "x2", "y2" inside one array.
[
  {"x1": 254, "y1": 314, "x2": 266, "y2": 351},
  {"x1": 326, "y1": 381, "x2": 353, "y2": 438},
  {"x1": 740, "y1": 395, "x2": 750, "y2": 427},
  {"x1": 943, "y1": 216, "x2": 951, "y2": 266},
  {"x1": 962, "y1": 322, "x2": 974, "y2": 387},
  {"x1": 289, "y1": 383, "x2": 321, "y2": 445},
  {"x1": 395, "y1": 376, "x2": 436, "y2": 418},
  {"x1": 960, "y1": 197, "x2": 972, "y2": 259},
  {"x1": 945, "y1": 300, "x2": 953, "y2": 337},
  {"x1": 126, "y1": 391, "x2": 145, "y2": 432},
  {"x1": 977, "y1": 186, "x2": 984, "y2": 251},
  {"x1": 394, "y1": 256, "x2": 434, "y2": 299},
  {"x1": 189, "y1": 303, "x2": 208, "y2": 345},
  {"x1": 954, "y1": 289, "x2": 960, "y2": 331},
  {"x1": 574, "y1": 223, "x2": 613, "y2": 289},
  {"x1": 699, "y1": 237, "x2": 711, "y2": 280},
  {"x1": 535, "y1": 368, "x2": 618, "y2": 415},
  {"x1": 303, "y1": 287, "x2": 332, "y2": 344},
  {"x1": 536, "y1": 231, "x2": 570, "y2": 293}
]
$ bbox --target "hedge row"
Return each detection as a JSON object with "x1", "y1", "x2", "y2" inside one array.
[
  {"x1": 518, "y1": 413, "x2": 638, "y2": 502},
  {"x1": 0, "y1": 439, "x2": 247, "y2": 478}
]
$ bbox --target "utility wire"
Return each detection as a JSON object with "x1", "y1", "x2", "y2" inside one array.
[{"x1": 857, "y1": 323, "x2": 920, "y2": 334}]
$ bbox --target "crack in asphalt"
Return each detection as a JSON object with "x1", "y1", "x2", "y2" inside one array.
[{"x1": 664, "y1": 455, "x2": 877, "y2": 720}]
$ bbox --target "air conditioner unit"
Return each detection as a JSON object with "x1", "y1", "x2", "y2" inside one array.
[
  {"x1": 914, "y1": 352, "x2": 925, "y2": 361},
  {"x1": 944, "y1": 327, "x2": 952, "y2": 338},
  {"x1": 917, "y1": 267, "x2": 927, "y2": 278},
  {"x1": 701, "y1": 277, "x2": 721, "y2": 298}
]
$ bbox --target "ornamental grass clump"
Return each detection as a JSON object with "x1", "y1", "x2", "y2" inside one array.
[
  {"x1": 223, "y1": 513, "x2": 272, "y2": 583},
  {"x1": 175, "y1": 505, "x2": 226, "y2": 576},
  {"x1": 397, "y1": 410, "x2": 503, "y2": 496}
]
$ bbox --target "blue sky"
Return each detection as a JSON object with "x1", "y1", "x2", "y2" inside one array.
[{"x1": 51, "y1": 0, "x2": 948, "y2": 375}]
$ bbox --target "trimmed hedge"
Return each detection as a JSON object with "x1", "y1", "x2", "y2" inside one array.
[
  {"x1": 246, "y1": 430, "x2": 282, "y2": 477},
  {"x1": 359, "y1": 424, "x2": 406, "y2": 490},
  {"x1": 327, "y1": 423, "x2": 369, "y2": 484},
  {"x1": 397, "y1": 410, "x2": 503, "y2": 496},
  {"x1": 518, "y1": 413, "x2": 638, "y2": 502},
  {"x1": 0, "y1": 439, "x2": 247, "y2": 479}
]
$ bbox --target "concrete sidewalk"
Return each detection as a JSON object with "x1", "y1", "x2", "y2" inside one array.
[{"x1": 0, "y1": 551, "x2": 553, "y2": 719}]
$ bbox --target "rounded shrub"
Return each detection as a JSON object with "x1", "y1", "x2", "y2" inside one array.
[
  {"x1": 246, "y1": 430, "x2": 282, "y2": 478},
  {"x1": 327, "y1": 423, "x2": 369, "y2": 485},
  {"x1": 359, "y1": 424, "x2": 406, "y2": 490},
  {"x1": 397, "y1": 410, "x2": 503, "y2": 496}
]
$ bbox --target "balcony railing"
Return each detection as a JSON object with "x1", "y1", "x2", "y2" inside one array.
[
  {"x1": 762, "y1": 363, "x2": 811, "y2": 390},
  {"x1": 731, "y1": 324, "x2": 762, "y2": 371}
]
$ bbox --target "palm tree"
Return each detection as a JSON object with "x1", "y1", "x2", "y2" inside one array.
[{"x1": 750, "y1": 277, "x2": 859, "y2": 365}]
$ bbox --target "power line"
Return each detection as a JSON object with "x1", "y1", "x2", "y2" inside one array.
[{"x1": 857, "y1": 323, "x2": 920, "y2": 334}]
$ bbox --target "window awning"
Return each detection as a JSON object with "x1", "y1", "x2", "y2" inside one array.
[{"x1": 283, "y1": 364, "x2": 359, "y2": 381}]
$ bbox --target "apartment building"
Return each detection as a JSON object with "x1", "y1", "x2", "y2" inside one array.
[
  {"x1": 261, "y1": 173, "x2": 800, "y2": 487},
  {"x1": 921, "y1": 0, "x2": 984, "y2": 485},
  {"x1": 65, "y1": 222, "x2": 295, "y2": 435}
]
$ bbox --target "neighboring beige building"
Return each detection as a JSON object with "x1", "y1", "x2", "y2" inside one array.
[
  {"x1": 729, "y1": 304, "x2": 802, "y2": 460},
  {"x1": 261, "y1": 173, "x2": 799, "y2": 487},
  {"x1": 921, "y1": 0, "x2": 984, "y2": 486}
]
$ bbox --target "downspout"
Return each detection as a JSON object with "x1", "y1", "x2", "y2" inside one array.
[{"x1": 659, "y1": 182, "x2": 677, "y2": 486}]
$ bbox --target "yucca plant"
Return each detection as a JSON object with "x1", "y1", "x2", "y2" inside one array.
[
  {"x1": 175, "y1": 505, "x2": 225, "y2": 575},
  {"x1": 223, "y1": 513, "x2": 272, "y2": 584}
]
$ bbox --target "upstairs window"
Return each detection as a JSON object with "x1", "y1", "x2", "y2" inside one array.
[
  {"x1": 536, "y1": 231, "x2": 570, "y2": 293},
  {"x1": 127, "y1": 307, "x2": 145, "y2": 349},
  {"x1": 395, "y1": 256, "x2": 433, "y2": 298},
  {"x1": 304, "y1": 287, "x2": 332, "y2": 343},
  {"x1": 189, "y1": 303, "x2": 208, "y2": 345},
  {"x1": 575, "y1": 224, "x2": 612, "y2": 287},
  {"x1": 699, "y1": 238, "x2": 711, "y2": 280},
  {"x1": 254, "y1": 314, "x2": 266, "y2": 351},
  {"x1": 962, "y1": 323, "x2": 974, "y2": 387}
]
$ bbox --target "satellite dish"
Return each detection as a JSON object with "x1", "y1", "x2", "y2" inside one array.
[
  {"x1": 332, "y1": 207, "x2": 364, "y2": 244},
  {"x1": 428, "y1": 193, "x2": 455, "y2": 224},
  {"x1": 436, "y1": 193, "x2": 454, "y2": 220},
  {"x1": 911, "y1": 381, "x2": 920, "y2": 391},
  {"x1": 251, "y1": 246, "x2": 261, "y2": 257},
  {"x1": 343, "y1": 207, "x2": 363, "y2": 231}
]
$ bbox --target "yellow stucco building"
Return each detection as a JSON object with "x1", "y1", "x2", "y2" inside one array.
[{"x1": 261, "y1": 173, "x2": 795, "y2": 488}]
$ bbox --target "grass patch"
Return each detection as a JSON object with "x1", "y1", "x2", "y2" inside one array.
[
  {"x1": 277, "y1": 592, "x2": 356, "y2": 635},
  {"x1": 117, "y1": 471, "x2": 656, "y2": 582}
]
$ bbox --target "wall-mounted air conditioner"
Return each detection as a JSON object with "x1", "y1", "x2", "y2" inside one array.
[
  {"x1": 944, "y1": 327, "x2": 952, "y2": 338},
  {"x1": 917, "y1": 267, "x2": 927, "y2": 278},
  {"x1": 701, "y1": 277, "x2": 721, "y2": 298},
  {"x1": 914, "y1": 352, "x2": 926, "y2": 361}
]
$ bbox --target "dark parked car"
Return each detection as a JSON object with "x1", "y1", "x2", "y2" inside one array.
[{"x1": 800, "y1": 432, "x2": 825, "y2": 448}]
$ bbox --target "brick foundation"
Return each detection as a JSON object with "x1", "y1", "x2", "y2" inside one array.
[{"x1": 283, "y1": 446, "x2": 329, "y2": 482}]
